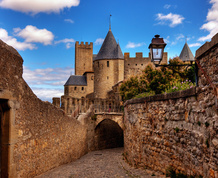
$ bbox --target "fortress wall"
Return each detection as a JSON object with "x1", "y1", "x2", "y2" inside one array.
[
  {"x1": 64, "y1": 85, "x2": 88, "y2": 98},
  {"x1": 0, "y1": 40, "x2": 89, "y2": 177},
  {"x1": 124, "y1": 52, "x2": 168, "y2": 80},
  {"x1": 123, "y1": 34, "x2": 218, "y2": 178}
]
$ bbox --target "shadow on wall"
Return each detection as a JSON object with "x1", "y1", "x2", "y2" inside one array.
[{"x1": 94, "y1": 119, "x2": 124, "y2": 150}]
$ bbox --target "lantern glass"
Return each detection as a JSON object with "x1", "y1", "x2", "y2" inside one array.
[{"x1": 152, "y1": 48, "x2": 163, "y2": 61}]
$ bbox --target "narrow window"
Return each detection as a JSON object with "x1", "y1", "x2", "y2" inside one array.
[
  {"x1": 98, "y1": 62, "x2": 99, "y2": 67},
  {"x1": 107, "y1": 76, "x2": 109, "y2": 79},
  {"x1": 141, "y1": 64, "x2": 143, "y2": 66},
  {"x1": 74, "y1": 87, "x2": 77, "y2": 90},
  {"x1": 135, "y1": 64, "x2": 137, "y2": 66},
  {"x1": 107, "y1": 61, "x2": 109, "y2": 67},
  {"x1": 82, "y1": 87, "x2": 84, "y2": 91}
]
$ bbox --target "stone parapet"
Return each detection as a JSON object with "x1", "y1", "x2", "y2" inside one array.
[
  {"x1": 196, "y1": 33, "x2": 218, "y2": 59},
  {"x1": 124, "y1": 33, "x2": 218, "y2": 178},
  {"x1": 124, "y1": 87, "x2": 196, "y2": 106}
]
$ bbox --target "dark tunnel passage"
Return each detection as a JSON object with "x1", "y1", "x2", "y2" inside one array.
[{"x1": 94, "y1": 119, "x2": 124, "y2": 150}]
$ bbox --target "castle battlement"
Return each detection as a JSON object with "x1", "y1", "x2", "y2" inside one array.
[
  {"x1": 124, "y1": 52, "x2": 150, "y2": 60},
  {"x1": 76, "y1": 41, "x2": 93, "y2": 48}
]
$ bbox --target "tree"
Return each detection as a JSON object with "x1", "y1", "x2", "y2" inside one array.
[{"x1": 119, "y1": 57, "x2": 195, "y2": 101}]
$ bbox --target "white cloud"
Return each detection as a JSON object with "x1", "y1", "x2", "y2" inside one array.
[
  {"x1": 170, "y1": 34, "x2": 184, "y2": 46},
  {"x1": 0, "y1": 28, "x2": 36, "y2": 50},
  {"x1": 176, "y1": 34, "x2": 185, "y2": 41},
  {"x1": 64, "y1": 19, "x2": 74, "y2": 24},
  {"x1": 156, "y1": 13, "x2": 185, "y2": 27},
  {"x1": 164, "y1": 4, "x2": 171, "y2": 9},
  {"x1": 189, "y1": 43, "x2": 202, "y2": 47},
  {"x1": 55, "y1": 38, "x2": 75, "y2": 49},
  {"x1": 198, "y1": 0, "x2": 218, "y2": 41},
  {"x1": 0, "y1": 0, "x2": 80, "y2": 14},
  {"x1": 23, "y1": 66, "x2": 74, "y2": 101},
  {"x1": 14, "y1": 25, "x2": 54, "y2": 45},
  {"x1": 164, "y1": 36, "x2": 170, "y2": 43},
  {"x1": 23, "y1": 66, "x2": 74, "y2": 86},
  {"x1": 126, "y1": 42, "x2": 145, "y2": 49},
  {"x1": 94, "y1": 38, "x2": 104, "y2": 45},
  {"x1": 31, "y1": 88, "x2": 64, "y2": 101}
]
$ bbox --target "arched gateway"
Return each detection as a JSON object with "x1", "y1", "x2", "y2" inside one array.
[{"x1": 94, "y1": 113, "x2": 124, "y2": 150}]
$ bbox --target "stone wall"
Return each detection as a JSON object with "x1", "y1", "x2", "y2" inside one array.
[
  {"x1": 123, "y1": 34, "x2": 218, "y2": 178},
  {"x1": 124, "y1": 52, "x2": 167, "y2": 80},
  {"x1": 60, "y1": 96, "x2": 121, "y2": 116},
  {"x1": 75, "y1": 41, "x2": 93, "y2": 76},
  {"x1": 0, "y1": 40, "x2": 90, "y2": 177}
]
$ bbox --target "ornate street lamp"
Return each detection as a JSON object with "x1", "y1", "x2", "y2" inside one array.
[{"x1": 148, "y1": 34, "x2": 166, "y2": 66}]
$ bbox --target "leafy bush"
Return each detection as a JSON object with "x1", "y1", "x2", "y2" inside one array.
[
  {"x1": 163, "y1": 80, "x2": 196, "y2": 94},
  {"x1": 133, "y1": 91, "x2": 155, "y2": 99},
  {"x1": 119, "y1": 58, "x2": 196, "y2": 101}
]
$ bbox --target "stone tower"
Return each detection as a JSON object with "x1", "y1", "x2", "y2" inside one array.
[
  {"x1": 75, "y1": 41, "x2": 93, "y2": 75},
  {"x1": 93, "y1": 29, "x2": 124, "y2": 99}
]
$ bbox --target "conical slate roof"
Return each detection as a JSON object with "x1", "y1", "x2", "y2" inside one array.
[
  {"x1": 95, "y1": 30, "x2": 124, "y2": 60},
  {"x1": 179, "y1": 42, "x2": 195, "y2": 62}
]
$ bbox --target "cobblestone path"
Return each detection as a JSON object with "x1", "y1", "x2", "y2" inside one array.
[{"x1": 36, "y1": 148, "x2": 165, "y2": 178}]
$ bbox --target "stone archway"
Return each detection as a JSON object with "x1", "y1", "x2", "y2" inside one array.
[{"x1": 94, "y1": 119, "x2": 124, "y2": 150}]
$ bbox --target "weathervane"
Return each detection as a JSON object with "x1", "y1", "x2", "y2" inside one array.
[{"x1": 109, "y1": 14, "x2": 112, "y2": 31}]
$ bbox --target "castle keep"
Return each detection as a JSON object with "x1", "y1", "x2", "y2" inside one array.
[{"x1": 55, "y1": 29, "x2": 167, "y2": 115}]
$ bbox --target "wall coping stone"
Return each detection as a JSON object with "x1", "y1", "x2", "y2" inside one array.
[
  {"x1": 95, "y1": 112, "x2": 123, "y2": 116},
  {"x1": 196, "y1": 33, "x2": 218, "y2": 59},
  {"x1": 124, "y1": 87, "x2": 196, "y2": 106}
]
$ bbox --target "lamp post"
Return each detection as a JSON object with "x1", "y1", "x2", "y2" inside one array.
[
  {"x1": 148, "y1": 34, "x2": 166, "y2": 66},
  {"x1": 149, "y1": 34, "x2": 195, "y2": 67},
  {"x1": 149, "y1": 34, "x2": 197, "y2": 84}
]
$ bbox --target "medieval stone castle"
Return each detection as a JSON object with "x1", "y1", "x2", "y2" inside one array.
[{"x1": 53, "y1": 28, "x2": 168, "y2": 115}]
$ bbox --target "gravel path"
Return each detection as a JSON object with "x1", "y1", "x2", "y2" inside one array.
[{"x1": 35, "y1": 148, "x2": 165, "y2": 178}]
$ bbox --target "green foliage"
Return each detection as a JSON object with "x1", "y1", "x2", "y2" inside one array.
[
  {"x1": 119, "y1": 76, "x2": 147, "y2": 101},
  {"x1": 133, "y1": 91, "x2": 155, "y2": 99},
  {"x1": 164, "y1": 80, "x2": 196, "y2": 94},
  {"x1": 119, "y1": 58, "x2": 196, "y2": 101}
]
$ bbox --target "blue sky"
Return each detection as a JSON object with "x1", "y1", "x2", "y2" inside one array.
[{"x1": 0, "y1": 0, "x2": 218, "y2": 101}]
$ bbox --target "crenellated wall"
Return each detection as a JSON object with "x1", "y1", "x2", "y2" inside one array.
[
  {"x1": 124, "y1": 52, "x2": 168, "y2": 79},
  {"x1": 75, "y1": 41, "x2": 93, "y2": 76},
  {"x1": 123, "y1": 33, "x2": 218, "y2": 178},
  {"x1": 60, "y1": 96, "x2": 121, "y2": 116}
]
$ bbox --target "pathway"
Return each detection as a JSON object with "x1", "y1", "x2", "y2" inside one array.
[{"x1": 35, "y1": 148, "x2": 165, "y2": 178}]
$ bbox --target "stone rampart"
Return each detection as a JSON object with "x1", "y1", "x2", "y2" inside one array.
[
  {"x1": 0, "y1": 40, "x2": 89, "y2": 177},
  {"x1": 123, "y1": 33, "x2": 218, "y2": 178},
  {"x1": 60, "y1": 96, "x2": 121, "y2": 116}
]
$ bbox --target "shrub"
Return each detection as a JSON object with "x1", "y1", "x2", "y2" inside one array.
[
  {"x1": 133, "y1": 91, "x2": 155, "y2": 99},
  {"x1": 163, "y1": 80, "x2": 196, "y2": 94},
  {"x1": 119, "y1": 58, "x2": 196, "y2": 101}
]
